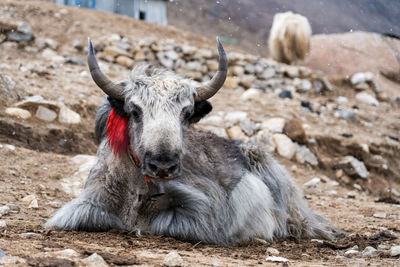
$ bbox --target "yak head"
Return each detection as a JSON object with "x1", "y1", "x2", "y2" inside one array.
[{"x1": 88, "y1": 38, "x2": 227, "y2": 181}]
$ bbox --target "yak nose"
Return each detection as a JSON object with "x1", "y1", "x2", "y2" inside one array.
[{"x1": 144, "y1": 152, "x2": 181, "y2": 179}]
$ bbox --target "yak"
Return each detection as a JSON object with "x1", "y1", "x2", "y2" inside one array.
[
  {"x1": 268, "y1": 11, "x2": 312, "y2": 65},
  {"x1": 45, "y1": 37, "x2": 339, "y2": 245}
]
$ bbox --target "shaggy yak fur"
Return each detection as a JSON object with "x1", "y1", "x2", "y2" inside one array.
[
  {"x1": 268, "y1": 11, "x2": 312, "y2": 65},
  {"x1": 45, "y1": 40, "x2": 340, "y2": 246}
]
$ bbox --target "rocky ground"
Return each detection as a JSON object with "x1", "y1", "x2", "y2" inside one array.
[{"x1": 0, "y1": 1, "x2": 399, "y2": 266}]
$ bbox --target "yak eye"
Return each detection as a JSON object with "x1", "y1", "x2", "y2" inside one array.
[
  {"x1": 181, "y1": 106, "x2": 193, "y2": 122},
  {"x1": 130, "y1": 104, "x2": 142, "y2": 121}
]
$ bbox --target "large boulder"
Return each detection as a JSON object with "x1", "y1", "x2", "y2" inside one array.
[{"x1": 306, "y1": 32, "x2": 400, "y2": 97}]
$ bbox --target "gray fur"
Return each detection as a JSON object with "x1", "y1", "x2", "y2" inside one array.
[{"x1": 45, "y1": 64, "x2": 340, "y2": 245}]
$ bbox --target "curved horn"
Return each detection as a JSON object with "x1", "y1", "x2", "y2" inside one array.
[
  {"x1": 195, "y1": 37, "x2": 228, "y2": 102},
  {"x1": 87, "y1": 37, "x2": 124, "y2": 100}
]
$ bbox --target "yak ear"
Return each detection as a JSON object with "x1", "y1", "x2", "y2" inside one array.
[
  {"x1": 108, "y1": 97, "x2": 128, "y2": 117},
  {"x1": 189, "y1": 100, "x2": 212, "y2": 124}
]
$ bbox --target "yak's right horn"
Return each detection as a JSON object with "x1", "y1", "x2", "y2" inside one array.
[{"x1": 87, "y1": 37, "x2": 124, "y2": 100}]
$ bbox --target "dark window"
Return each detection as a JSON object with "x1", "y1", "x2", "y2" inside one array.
[{"x1": 139, "y1": 10, "x2": 146, "y2": 20}]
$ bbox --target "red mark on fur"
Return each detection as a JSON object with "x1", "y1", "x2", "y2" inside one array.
[
  {"x1": 145, "y1": 176, "x2": 151, "y2": 183},
  {"x1": 107, "y1": 109, "x2": 129, "y2": 156}
]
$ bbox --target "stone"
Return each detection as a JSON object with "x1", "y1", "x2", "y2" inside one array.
[
  {"x1": 5, "y1": 145, "x2": 15, "y2": 151},
  {"x1": 0, "y1": 248, "x2": 4, "y2": 258},
  {"x1": 251, "y1": 131, "x2": 276, "y2": 153},
  {"x1": 227, "y1": 125, "x2": 246, "y2": 140},
  {"x1": 351, "y1": 72, "x2": 374, "y2": 85},
  {"x1": 185, "y1": 71, "x2": 202, "y2": 81},
  {"x1": 17, "y1": 21, "x2": 33, "y2": 36},
  {"x1": 273, "y1": 134, "x2": 296, "y2": 159},
  {"x1": 5, "y1": 107, "x2": 31, "y2": 120},
  {"x1": 265, "y1": 256, "x2": 289, "y2": 263},
  {"x1": 81, "y1": 253, "x2": 108, "y2": 267},
  {"x1": 303, "y1": 177, "x2": 322, "y2": 195},
  {"x1": 299, "y1": 79, "x2": 312, "y2": 91},
  {"x1": 262, "y1": 117, "x2": 285, "y2": 133},
  {"x1": 19, "y1": 232, "x2": 42, "y2": 239},
  {"x1": 224, "y1": 76, "x2": 240, "y2": 89},
  {"x1": 41, "y1": 48, "x2": 58, "y2": 60},
  {"x1": 239, "y1": 118, "x2": 257, "y2": 136},
  {"x1": 15, "y1": 95, "x2": 59, "y2": 111},
  {"x1": 295, "y1": 144, "x2": 318, "y2": 166},
  {"x1": 336, "y1": 156, "x2": 369, "y2": 179},
  {"x1": 62, "y1": 155, "x2": 97, "y2": 197},
  {"x1": 21, "y1": 194, "x2": 39, "y2": 209},
  {"x1": 373, "y1": 212, "x2": 386, "y2": 219},
  {"x1": 240, "y1": 75, "x2": 256, "y2": 89},
  {"x1": 335, "y1": 109, "x2": 357, "y2": 121},
  {"x1": 35, "y1": 106, "x2": 57, "y2": 122},
  {"x1": 66, "y1": 57, "x2": 85, "y2": 66},
  {"x1": 355, "y1": 92, "x2": 379, "y2": 106},
  {"x1": 0, "y1": 206, "x2": 10, "y2": 217},
  {"x1": 266, "y1": 247, "x2": 280, "y2": 256},
  {"x1": 278, "y1": 90, "x2": 292, "y2": 99},
  {"x1": 7, "y1": 31, "x2": 32, "y2": 42},
  {"x1": 0, "y1": 220, "x2": 6, "y2": 228},
  {"x1": 337, "y1": 96, "x2": 348, "y2": 103},
  {"x1": 300, "y1": 100, "x2": 312, "y2": 111},
  {"x1": 283, "y1": 119, "x2": 306, "y2": 144},
  {"x1": 116, "y1": 56, "x2": 134, "y2": 68},
  {"x1": 163, "y1": 251, "x2": 183, "y2": 267},
  {"x1": 224, "y1": 111, "x2": 248, "y2": 127},
  {"x1": 0, "y1": 73, "x2": 21, "y2": 104},
  {"x1": 72, "y1": 40, "x2": 83, "y2": 51},
  {"x1": 390, "y1": 245, "x2": 400, "y2": 257},
  {"x1": 355, "y1": 82, "x2": 370, "y2": 91},
  {"x1": 28, "y1": 198, "x2": 39, "y2": 209},
  {"x1": 0, "y1": 256, "x2": 26, "y2": 265},
  {"x1": 244, "y1": 64, "x2": 255, "y2": 74},
  {"x1": 103, "y1": 46, "x2": 130, "y2": 57},
  {"x1": 45, "y1": 38, "x2": 59, "y2": 50},
  {"x1": 347, "y1": 191, "x2": 357, "y2": 199},
  {"x1": 47, "y1": 249, "x2": 80, "y2": 260},
  {"x1": 58, "y1": 104, "x2": 81, "y2": 124},
  {"x1": 181, "y1": 44, "x2": 196, "y2": 55},
  {"x1": 194, "y1": 48, "x2": 213, "y2": 59},
  {"x1": 327, "y1": 190, "x2": 337, "y2": 195},
  {"x1": 240, "y1": 88, "x2": 262, "y2": 101},
  {"x1": 164, "y1": 50, "x2": 179, "y2": 61},
  {"x1": 198, "y1": 115, "x2": 224, "y2": 127},
  {"x1": 362, "y1": 246, "x2": 379, "y2": 257},
  {"x1": 259, "y1": 68, "x2": 276, "y2": 79},
  {"x1": 186, "y1": 61, "x2": 203, "y2": 72},
  {"x1": 206, "y1": 60, "x2": 219, "y2": 72},
  {"x1": 284, "y1": 66, "x2": 300, "y2": 78},
  {"x1": 345, "y1": 249, "x2": 359, "y2": 257},
  {"x1": 231, "y1": 66, "x2": 244, "y2": 76}
]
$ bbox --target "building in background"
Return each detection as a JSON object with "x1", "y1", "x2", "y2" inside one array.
[{"x1": 55, "y1": 0, "x2": 168, "y2": 25}]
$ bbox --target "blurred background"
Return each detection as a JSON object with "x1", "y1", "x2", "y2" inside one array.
[{"x1": 50, "y1": 0, "x2": 399, "y2": 55}]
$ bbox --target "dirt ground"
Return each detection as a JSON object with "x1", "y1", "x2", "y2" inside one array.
[{"x1": 0, "y1": 1, "x2": 399, "y2": 266}]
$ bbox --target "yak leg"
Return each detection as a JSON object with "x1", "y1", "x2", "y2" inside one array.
[{"x1": 45, "y1": 185, "x2": 125, "y2": 231}]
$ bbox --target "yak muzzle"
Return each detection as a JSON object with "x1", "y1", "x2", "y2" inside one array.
[{"x1": 143, "y1": 151, "x2": 181, "y2": 180}]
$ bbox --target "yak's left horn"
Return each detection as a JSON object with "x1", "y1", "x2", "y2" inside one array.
[
  {"x1": 87, "y1": 37, "x2": 124, "y2": 100},
  {"x1": 195, "y1": 37, "x2": 228, "y2": 102}
]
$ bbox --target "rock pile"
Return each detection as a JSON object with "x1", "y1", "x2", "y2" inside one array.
[
  {"x1": 6, "y1": 95, "x2": 81, "y2": 124},
  {"x1": 86, "y1": 34, "x2": 333, "y2": 96},
  {"x1": 0, "y1": 18, "x2": 34, "y2": 43}
]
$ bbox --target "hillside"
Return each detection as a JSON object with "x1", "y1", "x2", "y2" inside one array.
[
  {"x1": 168, "y1": 0, "x2": 400, "y2": 55},
  {"x1": 0, "y1": 1, "x2": 399, "y2": 266}
]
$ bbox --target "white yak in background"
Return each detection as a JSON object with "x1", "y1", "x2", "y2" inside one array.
[{"x1": 268, "y1": 11, "x2": 312, "y2": 65}]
